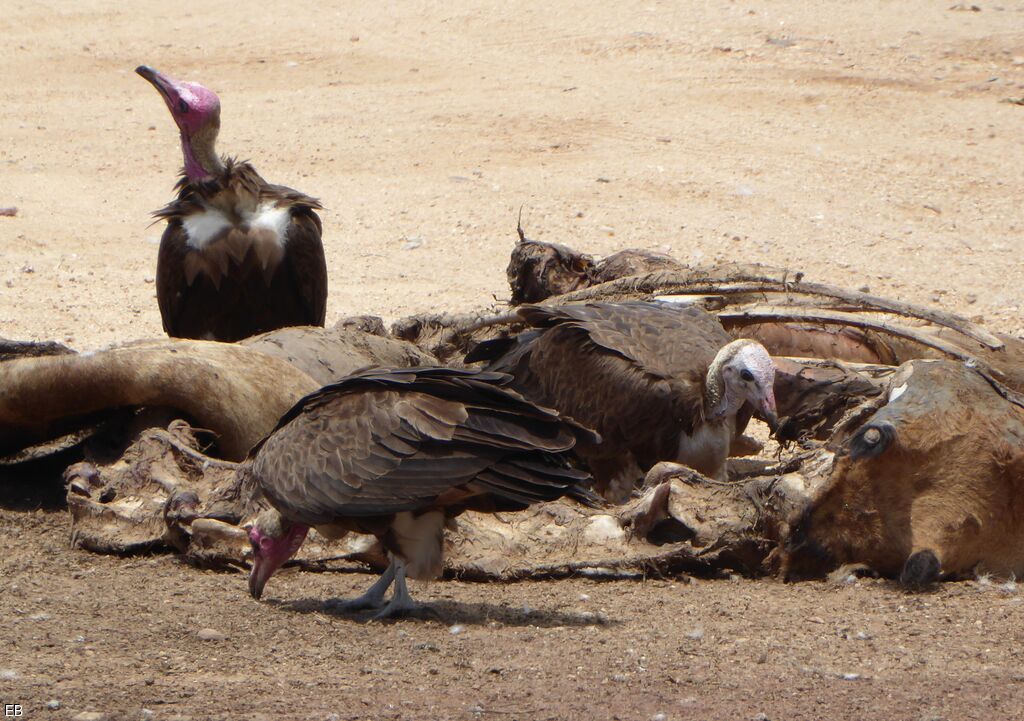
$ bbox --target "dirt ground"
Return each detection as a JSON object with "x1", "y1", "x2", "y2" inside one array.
[{"x1": 3, "y1": 1, "x2": 1024, "y2": 719}]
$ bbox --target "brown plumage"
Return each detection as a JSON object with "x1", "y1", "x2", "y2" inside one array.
[
  {"x1": 154, "y1": 162, "x2": 327, "y2": 341},
  {"x1": 466, "y1": 302, "x2": 778, "y2": 499},
  {"x1": 246, "y1": 367, "x2": 597, "y2": 616},
  {"x1": 138, "y1": 66, "x2": 327, "y2": 342}
]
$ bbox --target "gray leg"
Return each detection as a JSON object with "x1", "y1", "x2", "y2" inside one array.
[
  {"x1": 327, "y1": 558, "x2": 396, "y2": 611},
  {"x1": 372, "y1": 557, "x2": 425, "y2": 620}
]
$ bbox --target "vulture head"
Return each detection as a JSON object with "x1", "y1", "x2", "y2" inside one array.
[
  {"x1": 706, "y1": 339, "x2": 778, "y2": 430},
  {"x1": 136, "y1": 65, "x2": 223, "y2": 181},
  {"x1": 246, "y1": 508, "x2": 309, "y2": 600}
]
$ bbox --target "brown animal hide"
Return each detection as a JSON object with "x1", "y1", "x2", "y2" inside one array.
[
  {"x1": 0, "y1": 327, "x2": 437, "y2": 466},
  {"x1": 593, "y1": 248, "x2": 683, "y2": 284},
  {"x1": 506, "y1": 238, "x2": 595, "y2": 304},
  {"x1": 783, "y1": 359, "x2": 1024, "y2": 583},
  {"x1": 0, "y1": 339, "x2": 317, "y2": 461},
  {"x1": 241, "y1": 324, "x2": 437, "y2": 386},
  {"x1": 61, "y1": 421, "x2": 836, "y2": 580},
  {"x1": 772, "y1": 358, "x2": 893, "y2": 442}
]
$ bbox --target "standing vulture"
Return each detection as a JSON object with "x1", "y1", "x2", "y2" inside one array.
[
  {"x1": 137, "y1": 66, "x2": 327, "y2": 342},
  {"x1": 245, "y1": 367, "x2": 597, "y2": 618},
  {"x1": 466, "y1": 302, "x2": 778, "y2": 499}
]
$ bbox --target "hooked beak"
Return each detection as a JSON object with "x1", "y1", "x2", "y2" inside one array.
[
  {"x1": 136, "y1": 65, "x2": 175, "y2": 99},
  {"x1": 760, "y1": 391, "x2": 779, "y2": 433},
  {"x1": 248, "y1": 555, "x2": 274, "y2": 600},
  {"x1": 135, "y1": 64, "x2": 187, "y2": 124}
]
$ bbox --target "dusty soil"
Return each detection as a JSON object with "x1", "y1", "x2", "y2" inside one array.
[{"x1": 3, "y1": 1, "x2": 1024, "y2": 719}]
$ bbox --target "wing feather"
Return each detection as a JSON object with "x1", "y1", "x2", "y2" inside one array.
[{"x1": 251, "y1": 368, "x2": 595, "y2": 524}]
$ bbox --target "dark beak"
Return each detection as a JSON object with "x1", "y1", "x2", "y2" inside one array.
[
  {"x1": 135, "y1": 65, "x2": 176, "y2": 103},
  {"x1": 763, "y1": 409, "x2": 779, "y2": 434}
]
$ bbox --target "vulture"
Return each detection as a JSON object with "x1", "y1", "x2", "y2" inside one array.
[
  {"x1": 466, "y1": 301, "x2": 778, "y2": 499},
  {"x1": 137, "y1": 66, "x2": 327, "y2": 342},
  {"x1": 245, "y1": 367, "x2": 597, "y2": 618}
]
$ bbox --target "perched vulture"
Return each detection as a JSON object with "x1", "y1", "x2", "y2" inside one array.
[
  {"x1": 246, "y1": 367, "x2": 597, "y2": 617},
  {"x1": 466, "y1": 302, "x2": 778, "y2": 499},
  {"x1": 137, "y1": 66, "x2": 327, "y2": 342}
]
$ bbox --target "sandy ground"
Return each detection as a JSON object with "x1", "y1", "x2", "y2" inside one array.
[{"x1": 3, "y1": 1, "x2": 1024, "y2": 719}]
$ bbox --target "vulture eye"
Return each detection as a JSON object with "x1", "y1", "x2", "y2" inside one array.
[
  {"x1": 178, "y1": 99, "x2": 189, "y2": 113},
  {"x1": 740, "y1": 369, "x2": 755, "y2": 382}
]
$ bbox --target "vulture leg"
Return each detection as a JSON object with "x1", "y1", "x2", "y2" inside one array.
[
  {"x1": 327, "y1": 559, "x2": 397, "y2": 612},
  {"x1": 372, "y1": 557, "x2": 425, "y2": 620}
]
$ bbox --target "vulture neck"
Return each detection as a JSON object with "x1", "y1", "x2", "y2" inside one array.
[
  {"x1": 704, "y1": 356, "x2": 739, "y2": 422},
  {"x1": 181, "y1": 122, "x2": 225, "y2": 183}
]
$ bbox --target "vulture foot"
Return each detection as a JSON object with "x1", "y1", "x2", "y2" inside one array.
[
  {"x1": 326, "y1": 561, "x2": 397, "y2": 612},
  {"x1": 370, "y1": 559, "x2": 437, "y2": 621}
]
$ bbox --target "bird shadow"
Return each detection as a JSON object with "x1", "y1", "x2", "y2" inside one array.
[{"x1": 267, "y1": 596, "x2": 618, "y2": 628}]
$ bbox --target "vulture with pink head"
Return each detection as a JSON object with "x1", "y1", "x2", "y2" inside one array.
[
  {"x1": 246, "y1": 367, "x2": 597, "y2": 618},
  {"x1": 137, "y1": 66, "x2": 327, "y2": 342},
  {"x1": 466, "y1": 302, "x2": 778, "y2": 499}
]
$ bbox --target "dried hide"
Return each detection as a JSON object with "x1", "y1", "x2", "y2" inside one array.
[
  {"x1": 593, "y1": 248, "x2": 683, "y2": 284},
  {"x1": 783, "y1": 359, "x2": 1024, "y2": 583},
  {"x1": 0, "y1": 339, "x2": 317, "y2": 462},
  {"x1": 506, "y1": 238, "x2": 595, "y2": 305},
  {"x1": 241, "y1": 324, "x2": 436, "y2": 386},
  {"x1": 0, "y1": 327, "x2": 436, "y2": 465},
  {"x1": 62, "y1": 421, "x2": 833, "y2": 580}
]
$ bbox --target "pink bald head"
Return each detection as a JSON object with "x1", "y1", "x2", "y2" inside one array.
[
  {"x1": 136, "y1": 65, "x2": 222, "y2": 181},
  {"x1": 246, "y1": 511, "x2": 309, "y2": 600},
  {"x1": 136, "y1": 65, "x2": 220, "y2": 133}
]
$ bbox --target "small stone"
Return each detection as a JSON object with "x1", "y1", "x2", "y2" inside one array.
[
  {"x1": 596, "y1": 177, "x2": 612, "y2": 183},
  {"x1": 966, "y1": 293, "x2": 977, "y2": 304},
  {"x1": 652, "y1": 714, "x2": 667, "y2": 721},
  {"x1": 0, "y1": 669, "x2": 18, "y2": 680},
  {"x1": 21, "y1": 264, "x2": 34, "y2": 273},
  {"x1": 143, "y1": 276, "x2": 155, "y2": 284},
  {"x1": 841, "y1": 672, "x2": 862, "y2": 681},
  {"x1": 349, "y1": 35, "x2": 360, "y2": 42},
  {"x1": 858, "y1": 285, "x2": 871, "y2": 293},
  {"x1": 579, "y1": 593, "x2": 590, "y2": 601},
  {"x1": 448, "y1": 624, "x2": 466, "y2": 635},
  {"x1": 72, "y1": 713, "x2": 108, "y2": 721},
  {"x1": 46, "y1": 700, "x2": 61, "y2": 710},
  {"x1": 197, "y1": 628, "x2": 226, "y2": 641},
  {"x1": 686, "y1": 628, "x2": 705, "y2": 640},
  {"x1": 753, "y1": 714, "x2": 770, "y2": 721},
  {"x1": 30, "y1": 612, "x2": 51, "y2": 621},
  {"x1": 611, "y1": 673, "x2": 627, "y2": 682}
]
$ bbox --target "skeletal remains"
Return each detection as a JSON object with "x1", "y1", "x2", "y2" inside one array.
[{"x1": 3, "y1": 236, "x2": 1024, "y2": 602}]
